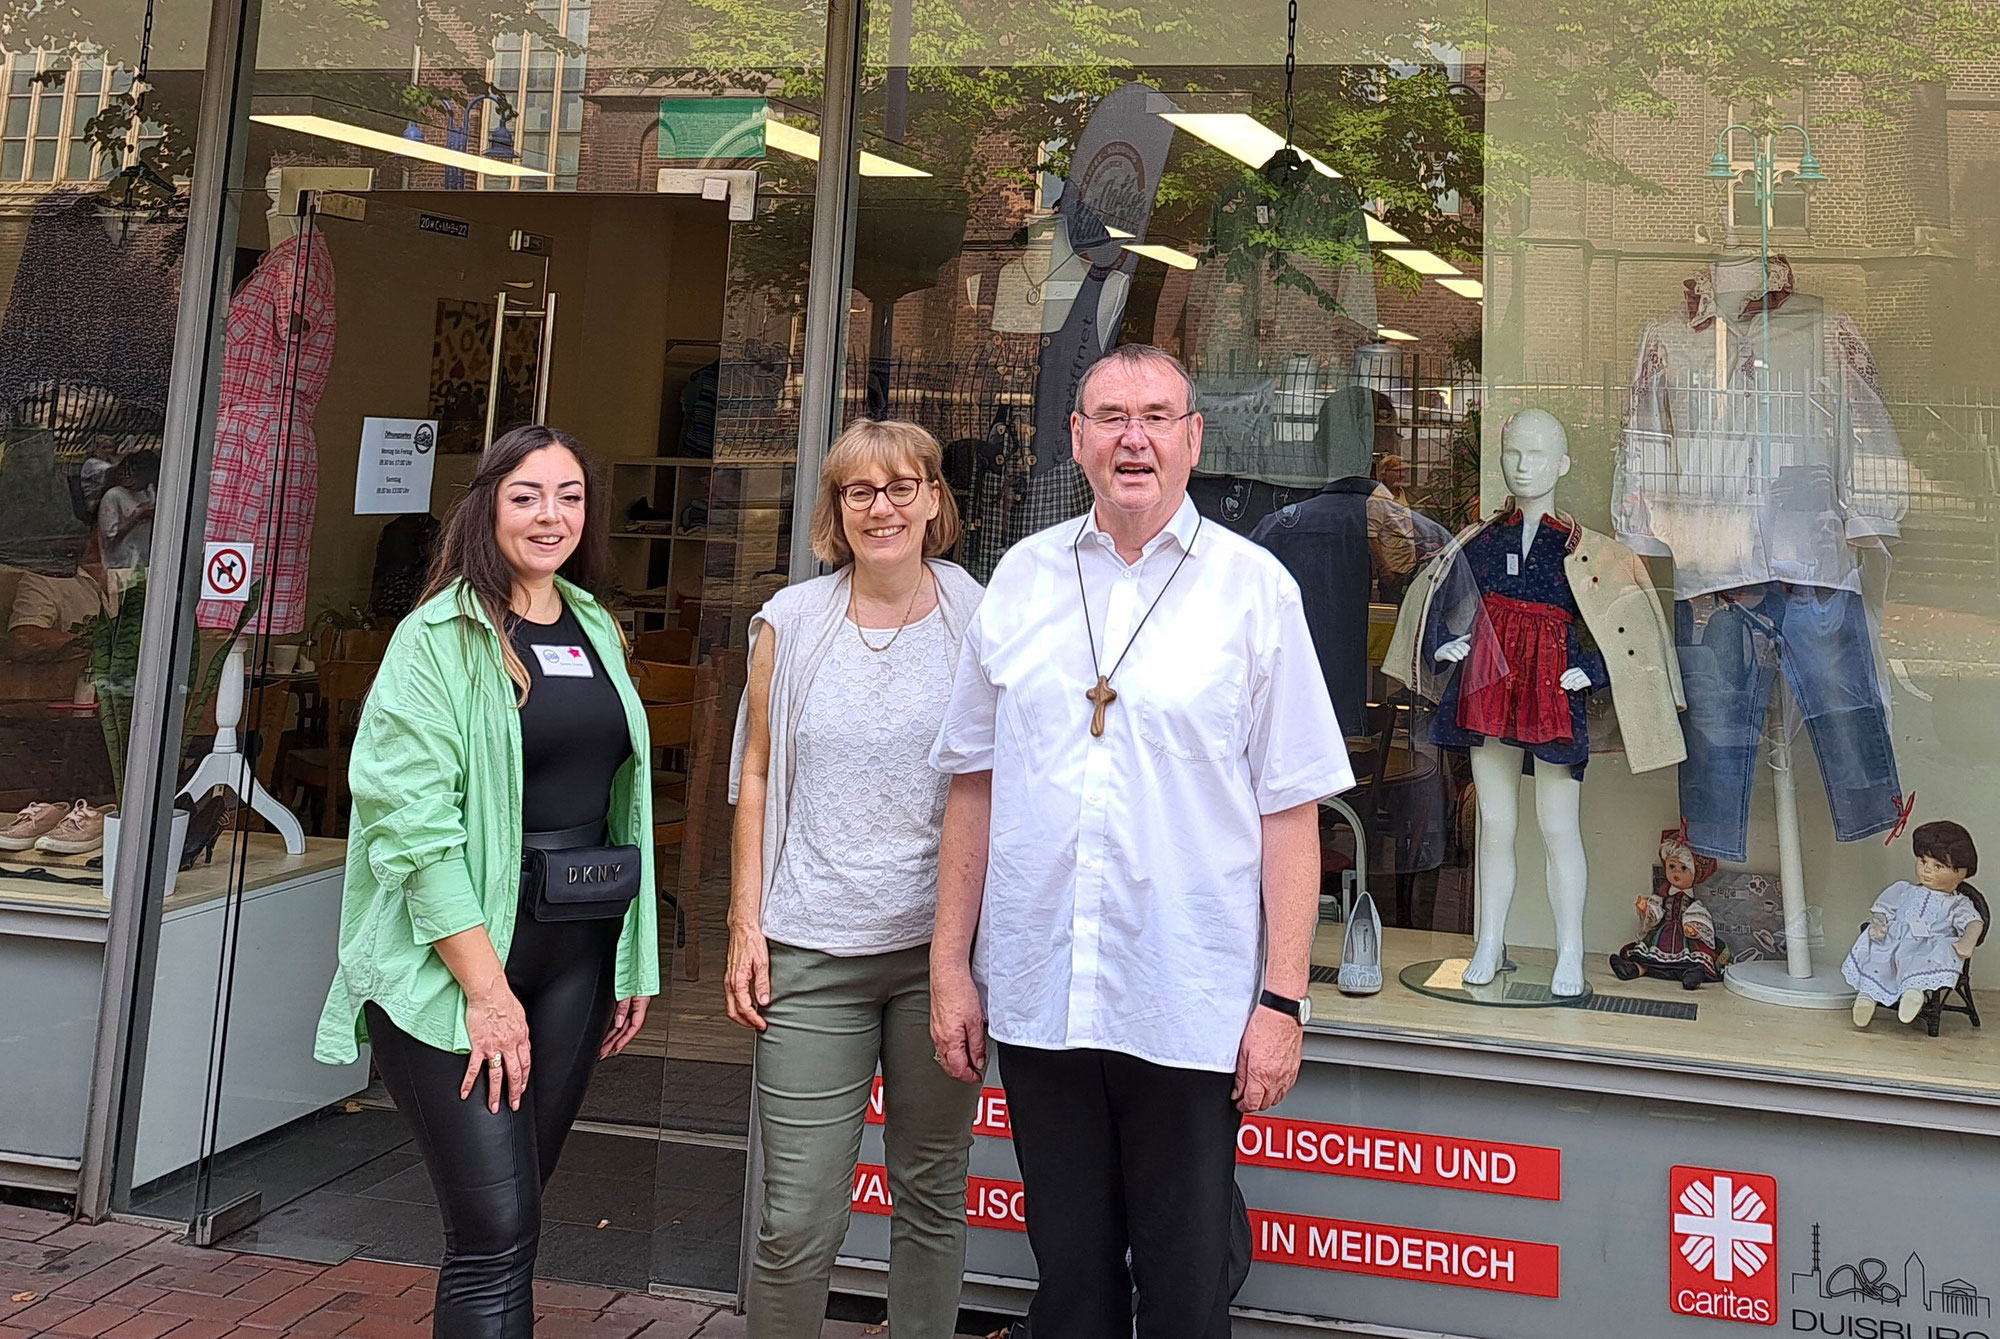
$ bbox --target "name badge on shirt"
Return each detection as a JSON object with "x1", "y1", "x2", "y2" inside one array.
[
  {"x1": 531, "y1": 644, "x2": 594, "y2": 678},
  {"x1": 1506, "y1": 553, "x2": 1520, "y2": 576}
]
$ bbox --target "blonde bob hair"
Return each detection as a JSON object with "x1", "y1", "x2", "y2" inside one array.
[{"x1": 810, "y1": 418, "x2": 961, "y2": 566}]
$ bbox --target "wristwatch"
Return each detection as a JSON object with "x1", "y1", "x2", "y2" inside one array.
[{"x1": 1259, "y1": 988, "x2": 1312, "y2": 1026}]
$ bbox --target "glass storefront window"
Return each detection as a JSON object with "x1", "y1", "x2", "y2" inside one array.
[
  {"x1": 4, "y1": 0, "x2": 1994, "y2": 1321},
  {"x1": 0, "y1": 0, "x2": 206, "y2": 1197},
  {"x1": 827, "y1": 0, "x2": 2000, "y2": 1108}
]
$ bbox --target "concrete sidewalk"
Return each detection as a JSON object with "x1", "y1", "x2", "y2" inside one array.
[{"x1": 0, "y1": 1206, "x2": 876, "y2": 1339}]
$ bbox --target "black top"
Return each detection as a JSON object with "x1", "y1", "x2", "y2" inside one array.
[{"x1": 507, "y1": 602, "x2": 633, "y2": 835}]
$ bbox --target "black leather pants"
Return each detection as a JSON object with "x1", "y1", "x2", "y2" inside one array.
[{"x1": 365, "y1": 876, "x2": 624, "y2": 1339}]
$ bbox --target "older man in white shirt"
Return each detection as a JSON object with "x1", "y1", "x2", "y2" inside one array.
[{"x1": 929, "y1": 344, "x2": 1353, "y2": 1338}]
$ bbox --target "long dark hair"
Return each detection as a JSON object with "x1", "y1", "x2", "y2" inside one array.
[{"x1": 419, "y1": 424, "x2": 611, "y2": 703}]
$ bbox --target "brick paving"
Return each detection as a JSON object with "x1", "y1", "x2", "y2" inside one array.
[{"x1": 0, "y1": 1208, "x2": 878, "y2": 1339}]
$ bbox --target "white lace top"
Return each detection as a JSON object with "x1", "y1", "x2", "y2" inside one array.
[{"x1": 763, "y1": 606, "x2": 955, "y2": 956}]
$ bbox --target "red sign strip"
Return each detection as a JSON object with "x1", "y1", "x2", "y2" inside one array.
[
  {"x1": 1251, "y1": 1208, "x2": 1560, "y2": 1298},
  {"x1": 1237, "y1": 1115, "x2": 1561, "y2": 1200},
  {"x1": 867, "y1": 1081, "x2": 1559, "y2": 1200},
  {"x1": 852, "y1": 1164, "x2": 1026, "y2": 1234},
  {"x1": 851, "y1": 1165, "x2": 1556, "y2": 1297},
  {"x1": 867, "y1": 1079, "x2": 1013, "y2": 1139}
]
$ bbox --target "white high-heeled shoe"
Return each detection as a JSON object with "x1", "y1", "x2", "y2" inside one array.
[{"x1": 1338, "y1": 892, "x2": 1384, "y2": 995}]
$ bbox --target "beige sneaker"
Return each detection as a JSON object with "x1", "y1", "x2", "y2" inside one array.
[
  {"x1": 34, "y1": 799, "x2": 116, "y2": 856},
  {"x1": 0, "y1": 801, "x2": 72, "y2": 851}
]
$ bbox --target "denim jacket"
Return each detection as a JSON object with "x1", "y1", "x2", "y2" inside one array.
[{"x1": 314, "y1": 577, "x2": 658, "y2": 1064}]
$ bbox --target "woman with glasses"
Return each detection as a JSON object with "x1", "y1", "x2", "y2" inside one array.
[{"x1": 727, "y1": 418, "x2": 984, "y2": 1337}]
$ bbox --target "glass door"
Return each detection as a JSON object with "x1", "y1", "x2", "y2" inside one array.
[
  {"x1": 121, "y1": 185, "x2": 557, "y2": 1256},
  {"x1": 110, "y1": 0, "x2": 834, "y2": 1302}
]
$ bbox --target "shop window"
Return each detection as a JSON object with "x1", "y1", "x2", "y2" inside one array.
[
  {"x1": 0, "y1": 51, "x2": 159, "y2": 184},
  {"x1": 483, "y1": 0, "x2": 588, "y2": 192},
  {"x1": 1723, "y1": 94, "x2": 1812, "y2": 231}
]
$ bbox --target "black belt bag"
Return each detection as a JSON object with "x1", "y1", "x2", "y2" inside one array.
[{"x1": 522, "y1": 821, "x2": 642, "y2": 923}]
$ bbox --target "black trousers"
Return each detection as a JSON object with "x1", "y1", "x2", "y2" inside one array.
[
  {"x1": 365, "y1": 878, "x2": 624, "y2": 1339},
  {"x1": 998, "y1": 1042, "x2": 1242, "y2": 1339}
]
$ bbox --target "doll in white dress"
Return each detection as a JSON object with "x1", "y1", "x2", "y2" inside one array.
[{"x1": 1842, "y1": 820, "x2": 1986, "y2": 1028}]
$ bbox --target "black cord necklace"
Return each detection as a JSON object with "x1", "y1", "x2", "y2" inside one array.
[{"x1": 1074, "y1": 512, "x2": 1203, "y2": 738}]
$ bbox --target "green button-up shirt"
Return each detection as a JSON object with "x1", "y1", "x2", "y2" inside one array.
[{"x1": 314, "y1": 577, "x2": 658, "y2": 1064}]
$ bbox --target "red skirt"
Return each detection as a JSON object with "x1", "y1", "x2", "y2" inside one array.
[{"x1": 1456, "y1": 593, "x2": 1575, "y2": 745}]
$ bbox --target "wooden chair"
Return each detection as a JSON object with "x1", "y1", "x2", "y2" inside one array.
[
  {"x1": 281, "y1": 660, "x2": 377, "y2": 836},
  {"x1": 631, "y1": 657, "x2": 723, "y2": 980},
  {"x1": 635, "y1": 627, "x2": 696, "y2": 665},
  {"x1": 1920, "y1": 886, "x2": 1989, "y2": 1037},
  {"x1": 317, "y1": 625, "x2": 393, "y2": 665},
  {"x1": 674, "y1": 662, "x2": 731, "y2": 982},
  {"x1": 246, "y1": 678, "x2": 299, "y2": 794}
]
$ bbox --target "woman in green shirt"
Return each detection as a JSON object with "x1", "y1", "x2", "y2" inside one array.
[{"x1": 316, "y1": 424, "x2": 658, "y2": 1338}]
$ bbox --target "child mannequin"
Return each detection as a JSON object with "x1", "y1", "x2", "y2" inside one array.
[{"x1": 1842, "y1": 820, "x2": 1985, "y2": 1027}]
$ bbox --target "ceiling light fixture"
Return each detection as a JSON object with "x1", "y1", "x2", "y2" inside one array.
[
  {"x1": 1376, "y1": 328, "x2": 1419, "y2": 341},
  {"x1": 764, "y1": 117, "x2": 931, "y2": 178},
  {"x1": 1379, "y1": 247, "x2": 1460, "y2": 276},
  {"x1": 1437, "y1": 277, "x2": 1484, "y2": 299},
  {"x1": 1159, "y1": 112, "x2": 1340, "y2": 179},
  {"x1": 1122, "y1": 242, "x2": 1198, "y2": 270},
  {"x1": 1364, "y1": 214, "x2": 1409, "y2": 245},
  {"x1": 251, "y1": 113, "x2": 549, "y2": 178}
]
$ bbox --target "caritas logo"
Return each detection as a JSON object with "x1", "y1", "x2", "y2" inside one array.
[{"x1": 1669, "y1": 1166, "x2": 1778, "y2": 1326}]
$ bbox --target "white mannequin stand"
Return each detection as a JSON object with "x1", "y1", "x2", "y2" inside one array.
[
  {"x1": 174, "y1": 170, "x2": 335, "y2": 858},
  {"x1": 1721, "y1": 682, "x2": 1852, "y2": 1008},
  {"x1": 1441, "y1": 410, "x2": 1594, "y2": 997},
  {"x1": 178, "y1": 636, "x2": 305, "y2": 854},
  {"x1": 1694, "y1": 256, "x2": 1852, "y2": 1008}
]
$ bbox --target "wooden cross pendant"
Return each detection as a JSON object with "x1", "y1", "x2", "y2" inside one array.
[{"x1": 1085, "y1": 674, "x2": 1118, "y2": 738}]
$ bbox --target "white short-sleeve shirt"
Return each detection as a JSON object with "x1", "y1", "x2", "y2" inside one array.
[{"x1": 931, "y1": 495, "x2": 1353, "y2": 1072}]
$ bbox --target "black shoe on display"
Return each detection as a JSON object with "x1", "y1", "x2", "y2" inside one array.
[
  {"x1": 1608, "y1": 953, "x2": 1641, "y2": 981},
  {"x1": 177, "y1": 790, "x2": 234, "y2": 871},
  {"x1": 1682, "y1": 969, "x2": 1705, "y2": 991}
]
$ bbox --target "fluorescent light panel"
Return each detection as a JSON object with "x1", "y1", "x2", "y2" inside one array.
[
  {"x1": 1380, "y1": 247, "x2": 1460, "y2": 276},
  {"x1": 1437, "y1": 277, "x2": 1484, "y2": 299},
  {"x1": 1159, "y1": 112, "x2": 1340, "y2": 179},
  {"x1": 250, "y1": 114, "x2": 549, "y2": 177},
  {"x1": 1376, "y1": 328, "x2": 1419, "y2": 341},
  {"x1": 1364, "y1": 214, "x2": 1409, "y2": 245},
  {"x1": 1122, "y1": 242, "x2": 1198, "y2": 270},
  {"x1": 764, "y1": 117, "x2": 930, "y2": 178}
]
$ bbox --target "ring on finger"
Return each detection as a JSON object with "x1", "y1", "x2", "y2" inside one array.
[{"x1": 488, "y1": 1054, "x2": 503, "y2": 1068}]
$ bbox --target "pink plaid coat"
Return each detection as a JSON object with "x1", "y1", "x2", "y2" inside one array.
[{"x1": 197, "y1": 229, "x2": 336, "y2": 635}]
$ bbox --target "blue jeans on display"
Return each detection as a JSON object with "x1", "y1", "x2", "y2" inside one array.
[{"x1": 1675, "y1": 583, "x2": 1902, "y2": 862}]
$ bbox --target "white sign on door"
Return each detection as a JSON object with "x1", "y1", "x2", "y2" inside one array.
[{"x1": 355, "y1": 417, "x2": 439, "y2": 515}]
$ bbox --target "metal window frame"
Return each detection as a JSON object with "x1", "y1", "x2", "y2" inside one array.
[
  {"x1": 726, "y1": 0, "x2": 866, "y2": 1300},
  {"x1": 784, "y1": 0, "x2": 864, "y2": 583},
  {"x1": 76, "y1": 0, "x2": 264, "y2": 1222}
]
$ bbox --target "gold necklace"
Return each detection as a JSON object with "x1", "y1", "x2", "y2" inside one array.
[{"x1": 852, "y1": 567, "x2": 929, "y2": 653}]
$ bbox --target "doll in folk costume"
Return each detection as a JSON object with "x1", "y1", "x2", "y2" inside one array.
[
  {"x1": 1843, "y1": 820, "x2": 1987, "y2": 1028},
  {"x1": 1611, "y1": 827, "x2": 1727, "y2": 990}
]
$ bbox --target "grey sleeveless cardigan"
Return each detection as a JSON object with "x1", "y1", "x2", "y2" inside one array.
[{"x1": 727, "y1": 559, "x2": 986, "y2": 921}]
